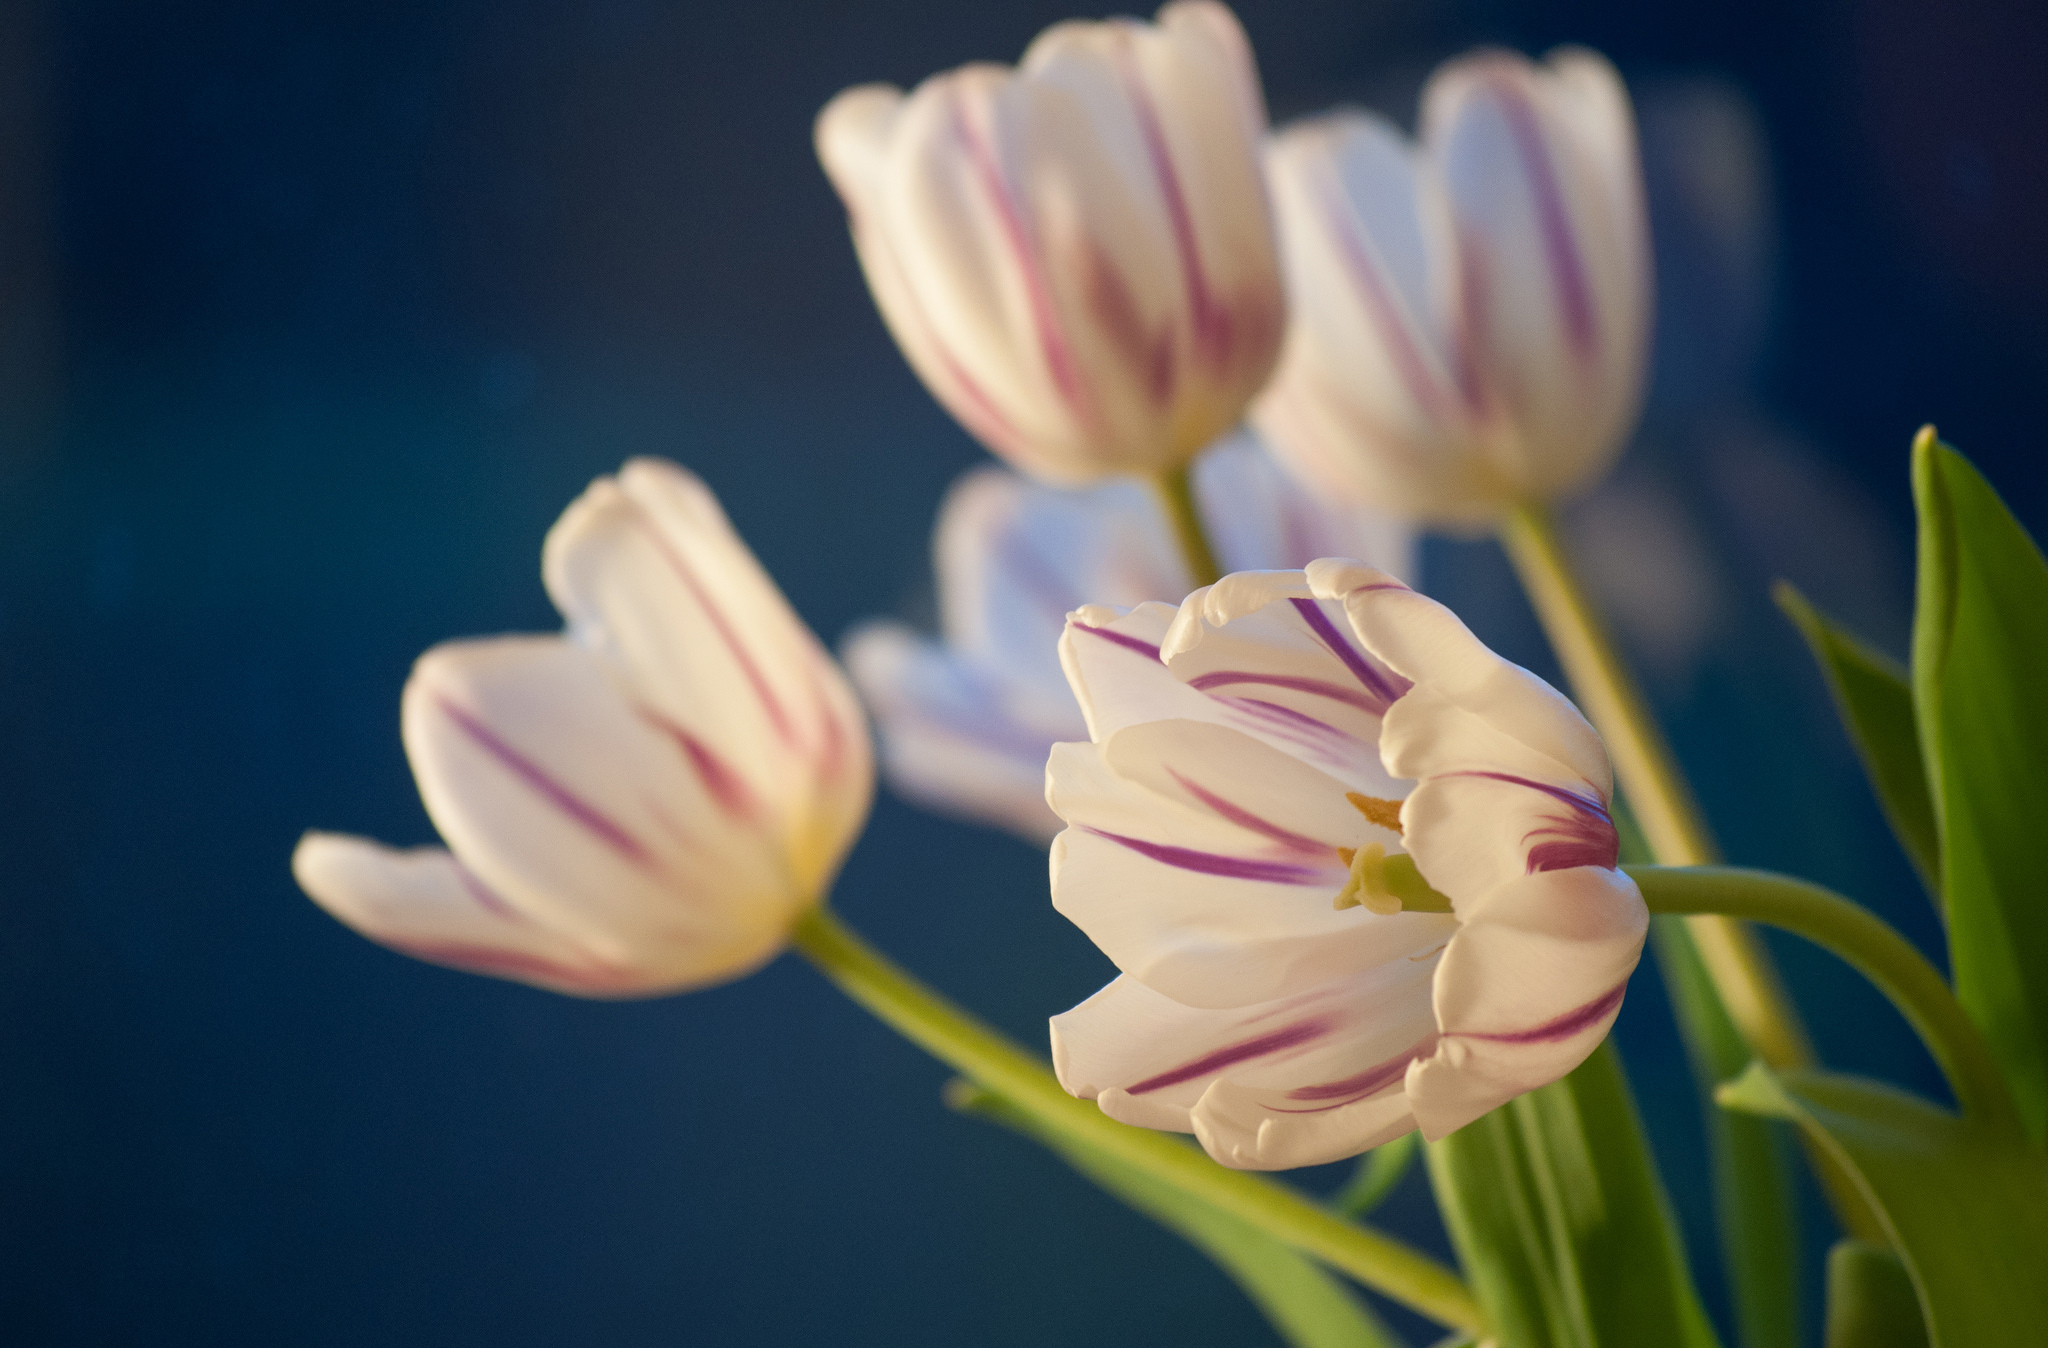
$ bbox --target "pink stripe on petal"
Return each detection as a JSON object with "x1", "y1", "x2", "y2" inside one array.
[
  {"x1": 1127, "y1": 1015, "x2": 1332, "y2": 1095},
  {"x1": 1454, "y1": 980, "x2": 1628, "y2": 1046},
  {"x1": 1316, "y1": 173, "x2": 1457, "y2": 423},
  {"x1": 1187, "y1": 670, "x2": 1383, "y2": 717},
  {"x1": 639, "y1": 707, "x2": 763, "y2": 823},
  {"x1": 624, "y1": 504, "x2": 799, "y2": 749},
  {"x1": 1284, "y1": 1035, "x2": 1437, "y2": 1101},
  {"x1": 1073, "y1": 621, "x2": 1163, "y2": 662},
  {"x1": 437, "y1": 697, "x2": 659, "y2": 871},
  {"x1": 454, "y1": 864, "x2": 522, "y2": 920},
  {"x1": 1168, "y1": 768, "x2": 1330, "y2": 855},
  {"x1": 1082, "y1": 826, "x2": 1331, "y2": 885},
  {"x1": 950, "y1": 90, "x2": 1091, "y2": 422},
  {"x1": 1448, "y1": 770, "x2": 1618, "y2": 872},
  {"x1": 1289, "y1": 598, "x2": 1411, "y2": 708},
  {"x1": 1492, "y1": 75, "x2": 1597, "y2": 362}
]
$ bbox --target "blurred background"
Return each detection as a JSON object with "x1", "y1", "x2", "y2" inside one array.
[{"x1": 1, "y1": 0, "x2": 2044, "y2": 1343}]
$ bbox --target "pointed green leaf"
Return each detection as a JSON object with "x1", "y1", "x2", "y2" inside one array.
[
  {"x1": 1775, "y1": 582, "x2": 1938, "y2": 897},
  {"x1": 947, "y1": 1080, "x2": 1403, "y2": 1348},
  {"x1": 1824, "y1": 1240, "x2": 1925, "y2": 1348},
  {"x1": 1426, "y1": 1042, "x2": 1722, "y2": 1348},
  {"x1": 1719, "y1": 1062, "x2": 2048, "y2": 1348},
  {"x1": 1911, "y1": 428, "x2": 2048, "y2": 1138}
]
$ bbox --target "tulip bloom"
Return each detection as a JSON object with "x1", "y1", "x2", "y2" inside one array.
[
  {"x1": 294, "y1": 460, "x2": 873, "y2": 997},
  {"x1": 816, "y1": 1, "x2": 1284, "y2": 485},
  {"x1": 1254, "y1": 49, "x2": 1651, "y2": 526},
  {"x1": 1047, "y1": 560, "x2": 1646, "y2": 1168},
  {"x1": 845, "y1": 436, "x2": 1410, "y2": 841}
]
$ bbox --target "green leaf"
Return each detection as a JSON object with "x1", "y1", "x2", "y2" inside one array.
[
  {"x1": 1650, "y1": 917, "x2": 1802, "y2": 1348},
  {"x1": 1426, "y1": 1042, "x2": 1722, "y2": 1348},
  {"x1": 1719, "y1": 1062, "x2": 2048, "y2": 1348},
  {"x1": 947, "y1": 1080, "x2": 1403, "y2": 1348},
  {"x1": 1824, "y1": 1240, "x2": 1925, "y2": 1348},
  {"x1": 1775, "y1": 582, "x2": 1939, "y2": 897},
  {"x1": 1333, "y1": 1132, "x2": 1419, "y2": 1219},
  {"x1": 1911, "y1": 429, "x2": 2048, "y2": 1138}
]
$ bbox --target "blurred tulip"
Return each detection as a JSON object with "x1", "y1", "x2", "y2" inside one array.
[
  {"x1": 816, "y1": 1, "x2": 1284, "y2": 485},
  {"x1": 1047, "y1": 561, "x2": 1646, "y2": 1168},
  {"x1": 844, "y1": 434, "x2": 1410, "y2": 841},
  {"x1": 294, "y1": 459, "x2": 873, "y2": 997},
  {"x1": 1255, "y1": 48, "x2": 1651, "y2": 527}
]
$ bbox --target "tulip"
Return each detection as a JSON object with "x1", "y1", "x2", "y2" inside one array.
[
  {"x1": 1254, "y1": 48, "x2": 1651, "y2": 527},
  {"x1": 293, "y1": 459, "x2": 873, "y2": 996},
  {"x1": 844, "y1": 435, "x2": 1410, "y2": 841},
  {"x1": 1046, "y1": 560, "x2": 1646, "y2": 1168},
  {"x1": 816, "y1": 1, "x2": 1284, "y2": 486}
]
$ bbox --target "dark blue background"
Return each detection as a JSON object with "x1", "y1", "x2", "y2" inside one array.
[{"x1": 1, "y1": 0, "x2": 2042, "y2": 1343}]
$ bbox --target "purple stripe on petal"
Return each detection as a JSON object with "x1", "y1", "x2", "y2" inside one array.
[
  {"x1": 1284, "y1": 1035, "x2": 1437, "y2": 1101},
  {"x1": 1449, "y1": 770, "x2": 1619, "y2": 872},
  {"x1": 1169, "y1": 769, "x2": 1330, "y2": 856},
  {"x1": 1289, "y1": 598, "x2": 1411, "y2": 708},
  {"x1": 454, "y1": 864, "x2": 522, "y2": 920},
  {"x1": 437, "y1": 697, "x2": 659, "y2": 871},
  {"x1": 1494, "y1": 75, "x2": 1597, "y2": 362},
  {"x1": 624, "y1": 504, "x2": 800, "y2": 748},
  {"x1": 1082, "y1": 826, "x2": 1330, "y2": 885},
  {"x1": 1316, "y1": 173, "x2": 1457, "y2": 423},
  {"x1": 1454, "y1": 980, "x2": 1627, "y2": 1045},
  {"x1": 640, "y1": 708, "x2": 762, "y2": 823},
  {"x1": 1074, "y1": 621, "x2": 1163, "y2": 662},
  {"x1": 1188, "y1": 670, "x2": 1383, "y2": 717},
  {"x1": 1128, "y1": 1016, "x2": 1331, "y2": 1095}
]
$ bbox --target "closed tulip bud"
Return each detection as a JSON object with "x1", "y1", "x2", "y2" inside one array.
[
  {"x1": 1255, "y1": 48, "x2": 1651, "y2": 527},
  {"x1": 294, "y1": 460, "x2": 873, "y2": 997},
  {"x1": 817, "y1": 2, "x2": 1285, "y2": 485}
]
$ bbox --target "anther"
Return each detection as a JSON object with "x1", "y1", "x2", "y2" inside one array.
[{"x1": 1345, "y1": 792, "x2": 1404, "y2": 834}]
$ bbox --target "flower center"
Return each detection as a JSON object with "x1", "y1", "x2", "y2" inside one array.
[{"x1": 1331, "y1": 793, "x2": 1452, "y2": 915}]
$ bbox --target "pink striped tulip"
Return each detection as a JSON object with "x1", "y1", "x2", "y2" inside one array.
[
  {"x1": 845, "y1": 433, "x2": 1411, "y2": 842},
  {"x1": 1048, "y1": 561, "x2": 1646, "y2": 1168},
  {"x1": 1254, "y1": 49, "x2": 1651, "y2": 527},
  {"x1": 816, "y1": 1, "x2": 1284, "y2": 485},
  {"x1": 293, "y1": 460, "x2": 873, "y2": 997}
]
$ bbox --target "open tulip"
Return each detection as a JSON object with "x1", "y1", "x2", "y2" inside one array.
[
  {"x1": 816, "y1": 1, "x2": 1284, "y2": 485},
  {"x1": 293, "y1": 459, "x2": 873, "y2": 997},
  {"x1": 1047, "y1": 560, "x2": 1646, "y2": 1168},
  {"x1": 1254, "y1": 48, "x2": 1650, "y2": 526},
  {"x1": 845, "y1": 435, "x2": 1410, "y2": 841}
]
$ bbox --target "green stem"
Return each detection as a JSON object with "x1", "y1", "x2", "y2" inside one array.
[
  {"x1": 789, "y1": 905, "x2": 1486, "y2": 1336},
  {"x1": 1499, "y1": 501, "x2": 1812, "y2": 1073},
  {"x1": 1629, "y1": 866, "x2": 2024, "y2": 1137},
  {"x1": 1156, "y1": 462, "x2": 1223, "y2": 589}
]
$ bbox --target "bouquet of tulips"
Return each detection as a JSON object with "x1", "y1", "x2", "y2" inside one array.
[{"x1": 290, "y1": 6, "x2": 2048, "y2": 1345}]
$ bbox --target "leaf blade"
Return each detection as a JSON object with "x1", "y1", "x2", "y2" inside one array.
[
  {"x1": 1910, "y1": 429, "x2": 2048, "y2": 1138},
  {"x1": 1719, "y1": 1062, "x2": 2048, "y2": 1348},
  {"x1": 1774, "y1": 582, "x2": 1938, "y2": 897},
  {"x1": 1427, "y1": 1042, "x2": 1723, "y2": 1348}
]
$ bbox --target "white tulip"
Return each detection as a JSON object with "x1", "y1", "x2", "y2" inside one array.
[
  {"x1": 817, "y1": 2, "x2": 1285, "y2": 485},
  {"x1": 1047, "y1": 560, "x2": 1646, "y2": 1168},
  {"x1": 1255, "y1": 48, "x2": 1651, "y2": 526},
  {"x1": 844, "y1": 435, "x2": 1411, "y2": 841},
  {"x1": 294, "y1": 460, "x2": 873, "y2": 997}
]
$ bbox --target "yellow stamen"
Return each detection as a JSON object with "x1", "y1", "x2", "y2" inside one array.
[{"x1": 1346, "y1": 792, "x2": 1405, "y2": 834}]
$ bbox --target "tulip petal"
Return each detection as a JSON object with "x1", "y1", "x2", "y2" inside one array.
[
  {"x1": 292, "y1": 833, "x2": 651, "y2": 996},
  {"x1": 543, "y1": 458, "x2": 872, "y2": 892},
  {"x1": 843, "y1": 620, "x2": 1068, "y2": 842},
  {"x1": 403, "y1": 635, "x2": 795, "y2": 991},
  {"x1": 1048, "y1": 728, "x2": 1454, "y2": 1008},
  {"x1": 1052, "y1": 961, "x2": 1437, "y2": 1170},
  {"x1": 1194, "y1": 432, "x2": 1417, "y2": 582},
  {"x1": 1406, "y1": 866, "x2": 1646, "y2": 1139}
]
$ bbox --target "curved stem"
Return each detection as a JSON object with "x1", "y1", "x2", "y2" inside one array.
[
  {"x1": 1630, "y1": 866, "x2": 2024, "y2": 1137},
  {"x1": 1499, "y1": 500, "x2": 1812, "y2": 1072},
  {"x1": 1155, "y1": 463, "x2": 1223, "y2": 589},
  {"x1": 789, "y1": 906, "x2": 1487, "y2": 1337}
]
